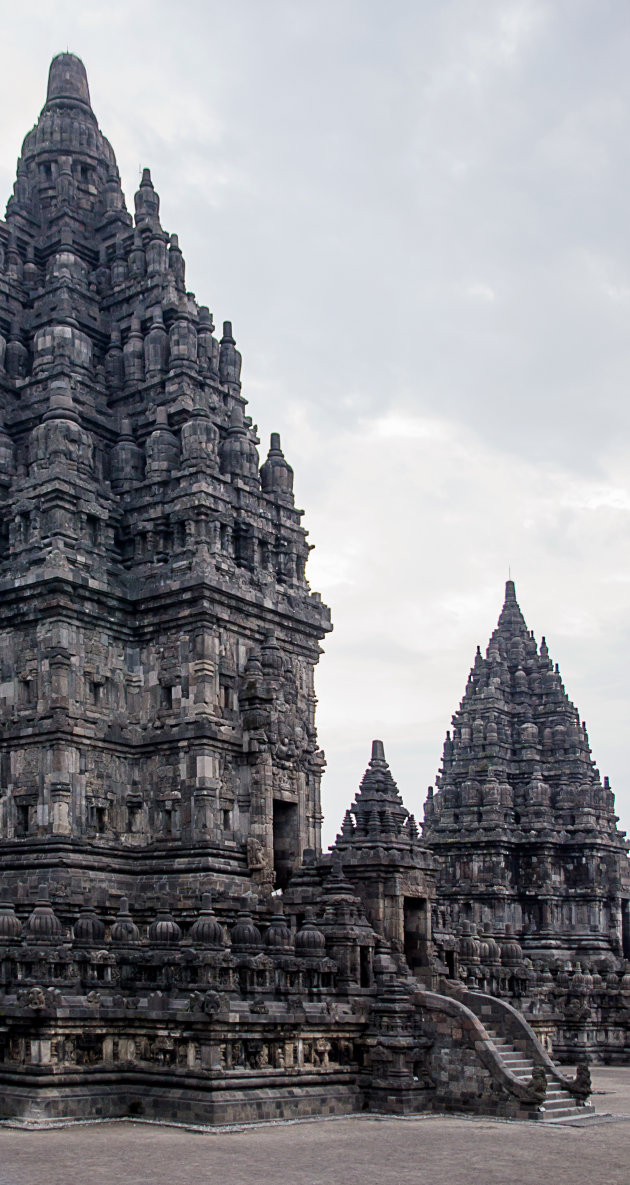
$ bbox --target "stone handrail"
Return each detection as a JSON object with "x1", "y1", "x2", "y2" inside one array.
[
  {"x1": 414, "y1": 989, "x2": 549, "y2": 1112},
  {"x1": 439, "y1": 981, "x2": 591, "y2": 1102}
]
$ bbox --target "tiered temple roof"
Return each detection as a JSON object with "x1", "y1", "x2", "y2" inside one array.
[
  {"x1": 424, "y1": 580, "x2": 622, "y2": 841},
  {"x1": 423, "y1": 581, "x2": 628, "y2": 967},
  {"x1": 0, "y1": 52, "x2": 330, "y2": 889},
  {"x1": 334, "y1": 740, "x2": 420, "y2": 852}
]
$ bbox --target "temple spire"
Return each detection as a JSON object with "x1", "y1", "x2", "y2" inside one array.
[
  {"x1": 422, "y1": 578, "x2": 627, "y2": 971},
  {"x1": 332, "y1": 739, "x2": 416, "y2": 851},
  {"x1": 425, "y1": 580, "x2": 617, "y2": 841}
]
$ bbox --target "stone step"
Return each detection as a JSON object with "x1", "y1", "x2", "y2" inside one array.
[
  {"x1": 482, "y1": 1025, "x2": 590, "y2": 1116},
  {"x1": 541, "y1": 1105, "x2": 596, "y2": 1122},
  {"x1": 543, "y1": 1097, "x2": 585, "y2": 1111},
  {"x1": 476, "y1": 1026, "x2": 594, "y2": 1121}
]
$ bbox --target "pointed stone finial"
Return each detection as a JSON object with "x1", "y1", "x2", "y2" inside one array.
[
  {"x1": 219, "y1": 322, "x2": 242, "y2": 387},
  {"x1": 367, "y1": 808, "x2": 381, "y2": 837},
  {"x1": 371, "y1": 739, "x2": 386, "y2": 764},
  {"x1": 496, "y1": 578, "x2": 528, "y2": 637},
  {"x1": 229, "y1": 402, "x2": 244, "y2": 430},
  {"x1": 219, "y1": 400, "x2": 258, "y2": 479},
  {"x1": 260, "y1": 432, "x2": 294, "y2": 498},
  {"x1": 198, "y1": 306, "x2": 215, "y2": 333},
  {"x1": 134, "y1": 167, "x2": 160, "y2": 224},
  {"x1": 341, "y1": 809, "x2": 355, "y2": 839},
  {"x1": 243, "y1": 644, "x2": 263, "y2": 680},
  {"x1": 46, "y1": 53, "x2": 92, "y2": 109},
  {"x1": 381, "y1": 804, "x2": 396, "y2": 835},
  {"x1": 190, "y1": 893, "x2": 224, "y2": 946},
  {"x1": 111, "y1": 896, "x2": 140, "y2": 944},
  {"x1": 168, "y1": 233, "x2": 185, "y2": 284},
  {"x1": 26, "y1": 885, "x2": 63, "y2": 938}
]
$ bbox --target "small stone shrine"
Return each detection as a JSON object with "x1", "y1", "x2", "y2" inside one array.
[{"x1": 0, "y1": 54, "x2": 622, "y2": 1126}]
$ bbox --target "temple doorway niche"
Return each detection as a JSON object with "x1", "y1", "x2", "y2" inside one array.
[
  {"x1": 273, "y1": 799, "x2": 299, "y2": 890},
  {"x1": 403, "y1": 896, "x2": 429, "y2": 975},
  {"x1": 359, "y1": 945, "x2": 372, "y2": 987},
  {"x1": 622, "y1": 900, "x2": 630, "y2": 959}
]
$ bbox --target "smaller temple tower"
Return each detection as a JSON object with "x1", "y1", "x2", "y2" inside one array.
[
  {"x1": 423, "y1": 581, "x2": 629, "y2": 966},
  {"x1": 329, "y1": 741, "x2": 437, "y2": 985}
]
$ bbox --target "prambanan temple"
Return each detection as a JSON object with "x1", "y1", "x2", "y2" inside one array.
[{"x1": 0, "y1": 54, "x2": 628, "y2": 1126}]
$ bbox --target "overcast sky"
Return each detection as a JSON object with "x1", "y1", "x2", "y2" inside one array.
[{"x1": 1, "y1": 0, "x2": 629, "y2": 845}]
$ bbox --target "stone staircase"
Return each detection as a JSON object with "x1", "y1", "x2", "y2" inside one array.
[{"x1": 484, "y1": 1025, "x2": 595, "y2": 1121}]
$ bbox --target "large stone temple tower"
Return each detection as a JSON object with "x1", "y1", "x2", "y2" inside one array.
[
  {"x1": 0, "y1": 53, "x2": 331, "y2": 911},
  {"x1": 0, "y1": 55, "x2": 605, "y2": 1124}
]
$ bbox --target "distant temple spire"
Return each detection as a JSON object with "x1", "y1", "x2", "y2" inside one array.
[{"x1": 423, "y1": 580, "x2": 626, "y2": 965}]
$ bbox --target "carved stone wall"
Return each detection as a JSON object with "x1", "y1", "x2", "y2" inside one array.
[
  {"x1": 423, "y1": 581, "x2": 630, "y2": 1061},
  {"x1": 0, "y1": 54, "x2": 330, "y2": 904}
]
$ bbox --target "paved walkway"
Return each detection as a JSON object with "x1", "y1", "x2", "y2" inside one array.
[{"x1": 1, "y1": 1068, "x2": 629, "y2": 1185}]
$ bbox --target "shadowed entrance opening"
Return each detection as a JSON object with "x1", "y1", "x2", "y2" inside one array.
[
  {"x1": 273, "y1": 799, "x2": 298, "y2": 890},
  {"x1": 404, "y1": 896, "x2": 429, "y2": 975},
  {"x1": 622, "y1": 900, "x2": 630, "y2": 959}
]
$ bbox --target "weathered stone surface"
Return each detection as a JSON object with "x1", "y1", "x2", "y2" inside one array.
[
  {"x1": 0, "y1": 52, "x2": 330, "y2": 897},
  {"x1": 423, "y1": 580, "x2": 630, "y2": 1062},
  {"x1": 0, "y1": 53, "x2": 446, "y2": 1127},
  {"x1": 0, "y1": 54, "x2": 615, "y2": 1126}
]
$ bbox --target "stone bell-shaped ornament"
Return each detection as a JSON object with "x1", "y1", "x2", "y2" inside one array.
[{"x1": 260, "y1": 433, "x2": 294, "y2": 500}]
